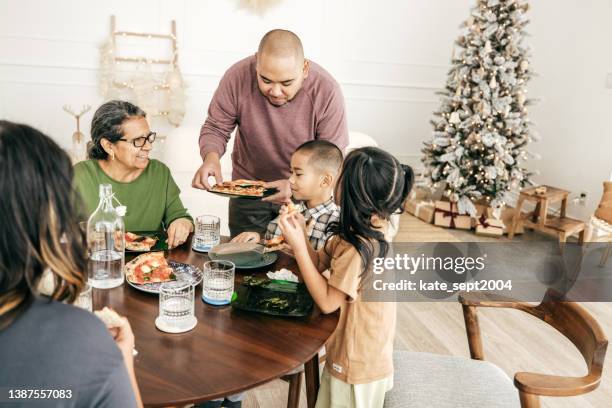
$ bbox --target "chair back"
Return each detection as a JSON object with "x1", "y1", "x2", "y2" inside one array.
[{"x1": 536, "y1": 291, "x2": 607, "y2": 378}]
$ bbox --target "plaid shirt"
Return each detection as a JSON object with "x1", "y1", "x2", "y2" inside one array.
[{"x1": 265, "y1": 198, "x2": 340, "y2": 250}]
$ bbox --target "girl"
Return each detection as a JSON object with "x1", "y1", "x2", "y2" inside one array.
[{"x1": 279, "y1": 146, "x2": 414, "y2": 408}]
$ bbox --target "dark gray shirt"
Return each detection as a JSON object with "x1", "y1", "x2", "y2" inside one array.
[{"x1": 0, "y1": 297, "x2": 137, "y2": 407}]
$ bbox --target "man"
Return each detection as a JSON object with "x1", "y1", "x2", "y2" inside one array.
[{"x1": 192, "y1": 29, "x2": 348, "y2": 237}]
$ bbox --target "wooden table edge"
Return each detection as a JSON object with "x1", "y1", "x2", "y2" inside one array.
[{"x1": 140, "y1": 329, "x2": 329, "y2": 408}]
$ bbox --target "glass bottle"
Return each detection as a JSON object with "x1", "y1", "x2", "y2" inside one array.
[{"x1": 87, "y1": 184, "x2": 125, "y2": 288}]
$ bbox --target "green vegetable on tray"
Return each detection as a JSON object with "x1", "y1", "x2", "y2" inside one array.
[{"x1": 256, "y1": 297, "x2": 290, "y2": 310}]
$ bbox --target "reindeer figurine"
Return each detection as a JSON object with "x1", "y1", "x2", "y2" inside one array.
[{"x1": 63, "y1": 104, "x2": 91, "y2": 162}]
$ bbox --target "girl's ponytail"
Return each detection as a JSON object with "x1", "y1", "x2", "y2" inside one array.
[{"x1": 400, "y1": 163, "x2": 415, "y2": 207}]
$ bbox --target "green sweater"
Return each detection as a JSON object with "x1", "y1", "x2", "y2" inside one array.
[{"x1": 73, "y1": 159, "x2": 192, "y2": 232}]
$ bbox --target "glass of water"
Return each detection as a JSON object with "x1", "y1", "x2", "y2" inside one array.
[
  {"x1": 74, "y1": 283, "x2": 92, "y2": 312},
  {"x1": 192, "y1": 215, "x2": 221, "y2": 252},
  {"x1": 155, "y1": 281, "x2": 197, "y2": 333},
  {"x1": 202, "y1": 260, "x2": 235, "y2": 305}
]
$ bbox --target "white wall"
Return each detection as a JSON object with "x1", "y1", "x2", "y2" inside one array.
[
  {"x1": 527, "y1": 1, "x2": 612, "y2": 219},
  {"x1": 1, "y1": 0, "x2": 610, "y2": 220}
]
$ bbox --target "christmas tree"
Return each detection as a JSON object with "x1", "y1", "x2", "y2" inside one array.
[{"x1": 422, "y1": 0, "x2": 537, "y2": 216}]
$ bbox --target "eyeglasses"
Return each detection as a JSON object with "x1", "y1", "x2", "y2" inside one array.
[{"x1": 118, "y1": 132, "x2": 156, "y2": 148}]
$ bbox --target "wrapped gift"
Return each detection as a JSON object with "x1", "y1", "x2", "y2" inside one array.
[
  {"x1": 408, "y1": 186, "x2": 431, "y2": 201},
  {"x1": 475, "y1": 214, "x2": 504, "y2": 237},
  {"x1": 434, "y1": 200, "x2": 472, "y2": 230},
  {"x1": 406, "y1": 199, "x2": 435, "y2": 223},
  {"x1": 471, "y1": 201, "x2": 491, "y2": 228}
]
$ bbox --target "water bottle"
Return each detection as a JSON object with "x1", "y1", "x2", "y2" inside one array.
[{"x1": 87, "y1": 184, "x2": 126, "y2": 289}]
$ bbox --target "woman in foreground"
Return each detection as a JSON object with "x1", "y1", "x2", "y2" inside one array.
[{"x1": 0, "y1": 121, "x2": 142, "y2": 407}]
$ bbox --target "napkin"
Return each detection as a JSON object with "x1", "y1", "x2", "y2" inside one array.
[{"x1": 266, "y1": 268, "x2": 299, "y2": 283}]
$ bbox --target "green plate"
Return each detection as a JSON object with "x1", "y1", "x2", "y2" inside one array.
[
  {"x1": 208, "y1": 251, "x2": 278, "y2": 269},
  {"x1": 125, "y1": 231, "x2": 168, "y2": 253}
]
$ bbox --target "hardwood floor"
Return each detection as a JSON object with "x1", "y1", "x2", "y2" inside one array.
[{"x1": 236, "y1": 214, "x2": 612, "y2": 408}]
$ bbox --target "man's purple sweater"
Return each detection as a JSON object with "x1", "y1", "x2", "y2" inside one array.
[{"x1": 199, "y1": 55, "x2": 349, "y2": 181}]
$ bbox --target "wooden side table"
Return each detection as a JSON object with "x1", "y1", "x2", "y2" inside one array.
[{"x1": 508, "y1": 185, "x2": 587, "y2": 243}]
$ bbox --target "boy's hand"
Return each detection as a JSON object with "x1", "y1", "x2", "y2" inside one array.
[
  {"x1": 278, "y1": 212, "x2": 308, "y2": 253},
  {"x1": 262, "y1": 179, "x2": 292, "y2": 204},
  {"x1": 231, "y1": 231, "x2": 261, "y2": 243}
]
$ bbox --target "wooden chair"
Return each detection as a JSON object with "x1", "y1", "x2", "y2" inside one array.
[
  {"x1": 460, "y1": 290, "x2": 608, "y2": 408},
  {"x1": 283, "y1": 353, "x2": 326, "y2": 408}
]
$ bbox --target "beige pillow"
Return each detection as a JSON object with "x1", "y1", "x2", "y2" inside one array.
[{"x1": 595, "y1": 181, "x2": 612, "y2": 224}]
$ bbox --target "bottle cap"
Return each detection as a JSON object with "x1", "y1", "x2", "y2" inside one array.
[{"x1": 116, "y1": 206, "x2": 127, "y2": 217}]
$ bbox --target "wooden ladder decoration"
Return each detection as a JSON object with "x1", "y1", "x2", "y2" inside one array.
[{"x1": 109, "y1": 15, "x2": 178, "y2": 117}]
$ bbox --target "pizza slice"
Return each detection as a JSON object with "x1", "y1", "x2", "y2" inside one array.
[
  {"x1": 125, "y1": 232, "x2": 158, "y2": 251},
  {"x1": 263, "y1": 235, "x2": 286, "y2": 252},
  {"x1": 286, "y1": 201, "x2": 299, "y2": 213},
  {"x1": 261, "y1": 202, "x2": 301, "y2": 252},
  {"x1": 94, "y1": 307, "x2": 123, "y2": 328},
  {"x1": 232, "y1": 179, "x2": 266, "y2": 187},
  {"x1": 125, "y1": 252, "x2": 176, "y2": 285},
  {"x1": 210, "y1": 180, "x2": 266, "y2": 197}
]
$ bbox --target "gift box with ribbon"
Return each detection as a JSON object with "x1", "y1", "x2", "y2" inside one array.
[
  {"x1": 471, "y1": 202, "x2": 490, "y2": 228},
  {"x1": 433, "y1": 200, "x2": 472, "y2": 229},
  {"x1": 408, "y1": 186, "x2": 431, "y2": 201},
  {"x1": 475, "y1": 214, "x2": 505, "y2": 237},
  {"x1": 406, "y1": 199, "x2": 435, "y2": 223}
]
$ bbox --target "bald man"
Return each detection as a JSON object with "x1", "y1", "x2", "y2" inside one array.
[{"x1": 193, "y1": 29, "x2": 348, "y2": 237}]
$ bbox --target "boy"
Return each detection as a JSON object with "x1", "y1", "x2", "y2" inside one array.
[{"x1": 232, "y1": 140, "x2": 343, "y2": 250}]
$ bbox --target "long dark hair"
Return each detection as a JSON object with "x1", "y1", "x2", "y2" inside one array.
[
  {"x1": 327, "y1": 146, "x2": 414, "y2": 275},
  {"x1": 0, "y1": 121, "x2": 87, "y2": 329},
  {"x1": 88, "y1": 100, "x2": 146, "y2": 160}
]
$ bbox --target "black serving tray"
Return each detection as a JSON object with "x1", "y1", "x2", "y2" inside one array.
[{"x1": 231, "y1": 276, "x2": 313, "y2": 317}]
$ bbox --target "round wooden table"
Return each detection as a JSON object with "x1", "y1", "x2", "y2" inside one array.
[{"x1": 92, "y1": 239, "x2": 338, "y2": 408}]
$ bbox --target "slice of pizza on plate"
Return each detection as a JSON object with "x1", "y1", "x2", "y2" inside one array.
[
  {"x1": 125, "y1": 252, "x2": 176, "y2": 285},
  {"x1": 232, "y1": 179, "x2": 266, "y2": 187},
  {"x1": 210, "y1": 180, "x2": 266, "y2": 197},
  {"x1": 125, "y1": 232, "x2": 158, "y2": 251}
]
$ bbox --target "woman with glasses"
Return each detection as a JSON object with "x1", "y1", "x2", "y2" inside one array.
[{"x1": 74, "y1": 100, "x2": 193, "y2": 248}]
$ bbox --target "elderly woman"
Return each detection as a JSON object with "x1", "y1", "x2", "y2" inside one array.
[
  {"x1": 74, "y1": 100, "x2": 193, "y2": 248},
  {"x1": 0, "y1": 121, "x2": 142, "y2": 407}
]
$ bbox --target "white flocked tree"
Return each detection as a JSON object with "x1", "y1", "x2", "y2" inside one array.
[{"x1": 422, "y1": 0, "x2": 538, "y2": 217}]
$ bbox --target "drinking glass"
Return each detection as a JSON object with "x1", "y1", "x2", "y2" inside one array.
[
  {"x1": 192, "y1": 215, "x2": 221, "y2": 252},
  {"x1": 202, "y1": 260, "x2": 235, "y2": 305},
  {"x1": 155, "y1": 281, "x2": 197, "y2": 333},
  {"x1": 74, "y1": 283, "x2": 92, "y2": 312}
]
